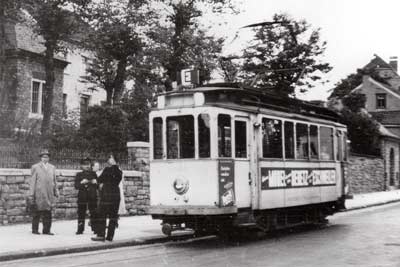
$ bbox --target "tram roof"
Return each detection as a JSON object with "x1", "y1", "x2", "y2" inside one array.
[{"x1": 159, "y1": 83, "x2": 342, "y2": 123}]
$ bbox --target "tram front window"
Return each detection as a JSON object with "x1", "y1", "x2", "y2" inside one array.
[
  {"x1": 167, "y1": 115, "x2": 194, "y2": 159},
  {"x1": 198, "y1": 114, "x2": 210, "y2": 158},
  {"x1": 218, "y1": 114, "x2": 232, "y2": 157},
  {"x1": 153, "y1": 117, "x2": 163, "y2": 159}
]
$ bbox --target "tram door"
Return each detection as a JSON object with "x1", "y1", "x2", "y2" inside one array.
[{"x1": 233, "y1": 118, "x2": 252, "y2": 208}]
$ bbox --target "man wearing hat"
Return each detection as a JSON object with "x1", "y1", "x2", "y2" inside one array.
[
  {"x1": 74, "y1": 157, "x2": 98, "y2": 234},
  {"x1": 29, "y1": 149, "x2": 59, "y2": 235}
]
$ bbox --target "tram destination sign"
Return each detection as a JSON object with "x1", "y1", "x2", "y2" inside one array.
[{"x1": 261, "y1": 168, "x2": 336, "y2": 190}]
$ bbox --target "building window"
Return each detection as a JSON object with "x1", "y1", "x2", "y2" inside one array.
[
  {"x1": 80, "y1": 95, "x2": 90, "y2": 116},
  {"x1": 376, "y1": 94, "x2": 386, "y2": 109},
  {"x1": 31, "y1": 80, "x2": 45, "y2": 114}
]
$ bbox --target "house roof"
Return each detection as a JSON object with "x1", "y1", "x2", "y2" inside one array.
[
  {"x1": 363, "y1": 55, "x2": 395, "y2": 71},
  {"x1": 352, "y1": 76, "x2": 400, "y2": 100},
  {"x1": 378, "y1": 124, "x2": 400, "y2": 140},
  {"x1": 370, "y1": 110, "x2": 400, "y2": 125}
]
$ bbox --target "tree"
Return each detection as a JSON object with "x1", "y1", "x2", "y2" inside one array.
[
  {"x1": 241, "y1": 13, "x2": 331, "y2": 97},
  {"x1": 156, "y1": 0, "x2": 237, "y2": 84},
  {"x1": 23, "y1": 0, "x2": 90, "y2": 138},
  {"x1": 81, "y1": 0, "x2": 151, "y2": 106}
]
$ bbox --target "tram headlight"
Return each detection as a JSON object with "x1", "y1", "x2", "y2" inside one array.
[{"x1": 173, "y1": 177, "x2": 189, "y2": 195}]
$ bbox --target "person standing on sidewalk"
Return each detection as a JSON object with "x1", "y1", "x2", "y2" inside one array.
[
  {"x1": 92, "y1": 155, "x2": 122, "y2": 242},
  {"x1": 29, "y1": 149, "x2": 59, "y2": 235},
  {"x1": 75, "y1": 157, "x2": 98, "y2": 235}
]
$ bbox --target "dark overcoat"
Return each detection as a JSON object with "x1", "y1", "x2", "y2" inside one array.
[
  {"x1": 75, "y1": 170, "x2": 98, "y2": 203},
  {"x1": 98, "y1": 165, "x2": 122, "y2": 203}
]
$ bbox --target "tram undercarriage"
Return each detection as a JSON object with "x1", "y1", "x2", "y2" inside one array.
[{"x1": 152, "y1": 200, "x2": 345, "y2": 236}]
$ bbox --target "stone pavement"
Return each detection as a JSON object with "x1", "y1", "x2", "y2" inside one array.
[{"x1": 1, "y1": 190, "x2": 400, "y2": 262}]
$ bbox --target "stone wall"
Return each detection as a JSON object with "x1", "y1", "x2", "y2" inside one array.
[
  {"x1": 347, "y1": 154, "x2": 385, "y2": 194},
  {"x1": 0, "y1": 168, "x2": 148, "y2": 225}
]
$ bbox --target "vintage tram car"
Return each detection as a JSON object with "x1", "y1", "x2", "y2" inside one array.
[{"x1": 149, "y1": 84, "x2": 348, "y2": 236}]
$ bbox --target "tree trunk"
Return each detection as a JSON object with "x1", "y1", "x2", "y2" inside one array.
[
  {"x1": 40, "y1": 42, "x2": 56, "y2": 139},
  {"x1": 112, "y1": 58, "x2": 127, "y2": 104},
  {"x1": 105, "y1": 85, "x2": 113, "y2": 106}
]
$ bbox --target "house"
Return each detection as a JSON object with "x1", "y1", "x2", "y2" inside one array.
[
  {"x1": 347, "y1": 55, "x2": 400, "y2": 189},
  {"x1": 0, "y1": 19, "x2": 105, "y2": 137}
]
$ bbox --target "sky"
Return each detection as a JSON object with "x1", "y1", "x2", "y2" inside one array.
[{"x1": 209, "y1": 0, "x2": 400, "y2": 101}]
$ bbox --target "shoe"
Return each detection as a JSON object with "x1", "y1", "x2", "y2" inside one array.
[
  {"x1": 43, "y1": 232, "x2": 55, "y2": 235},
  {"x1": 106, "y1": 237, "x2": 113, "y2": 242},
  {"x1": 32, "y1": 231, "x2": 40, "y2": 235},
  {"x1": 91, "y1": 236, "x2": 105, "y2": 242},
  {"x1": 76, "y1": 231, "x2": 83, "y2": 235}
]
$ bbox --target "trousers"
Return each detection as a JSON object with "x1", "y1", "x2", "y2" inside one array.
[
  {"x1": 32, "y1": 210, "x2": 52, "y2": 233},
  {"x1": 97, "y1": 200, "x2": 120, "y2": 240},
  {"x1": 77, "y1": 200, "x2": 98, "y2": 233}
]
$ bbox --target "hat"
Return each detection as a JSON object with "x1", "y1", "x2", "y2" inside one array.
[
  {"x1": 80, "y1": 157, "x2": 92, "y2": 165},
  {"x1": 39, "y1": 149, "x2": 50, "y2": 157}
]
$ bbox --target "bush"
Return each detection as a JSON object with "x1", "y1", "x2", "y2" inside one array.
[{"x1": 77, "y1": 105, "x2": 129, "y2": 154}]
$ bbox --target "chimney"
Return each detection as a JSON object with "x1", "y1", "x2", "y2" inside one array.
[{"x1": 389, "y1": 56, "x2": 398, "y2": 72}]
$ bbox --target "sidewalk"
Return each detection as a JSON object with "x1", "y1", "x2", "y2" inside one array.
[{"x1": 1, "y1": 190, "x2": 400, "y2": 262}]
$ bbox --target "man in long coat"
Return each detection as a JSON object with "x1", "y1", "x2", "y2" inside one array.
[{"x1": 29, "y1": 149, "x2": 59, "y2": 235}]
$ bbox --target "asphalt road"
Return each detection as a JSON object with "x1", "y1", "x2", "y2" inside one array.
[{"x1": 3, "y1": 202, "x2": 400, "y2": 267}]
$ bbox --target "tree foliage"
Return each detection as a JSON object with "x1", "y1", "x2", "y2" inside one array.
[
  {"x1": 81, "y1": 0, "x2": 152, "y2": 106},
  {"x1": 241, "y1": 13, "x2": 331, "y2": 97},
  {"x1": 77, "y1": 105, "x2": 128, "y2": 153},
  {"x1": 340, "y1": 108, "x2": 381, "y2": 156},
  {"x1": 155, "y1": 0, "x2": 236, "y2": 84}
]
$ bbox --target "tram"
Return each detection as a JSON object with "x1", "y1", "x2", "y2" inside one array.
[{"x1": 148, "y1": 83, "x2": 348, "y2": 236}]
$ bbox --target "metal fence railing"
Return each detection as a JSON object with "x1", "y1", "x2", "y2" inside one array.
[{"x1": 0, "y1": 144, "x2": 137, "y2": 170}]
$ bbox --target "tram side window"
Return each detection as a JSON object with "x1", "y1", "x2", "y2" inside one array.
[
  {"x1": 336, "y1": 130, "x2": 342, "y2": 161},
  {"x1": 343, "y1": 132, "x2": 348, "y2": 161},
  {"x1": 153, "y1": 117, "x2": 163, "y2": 159},
  {"x1": 310, "y1": 125, "x2": 319, "y2": 159},
  {"x1": 235, "y1": 121, "x2": 247, "y2": 158},
  {"x1": 284, "y1": 121, "x2": 295, "y2": 159},
  {"x1": 262, "y1": 118, "x2": 282, "y2": 158},
  {"x1": 320, "y1": 126, "x2": 334, "y2": 160},
  {"x1": 296, "y1": 123, "x2": 309, "y2": 159},
  {"x1": 198, "y1": 114, "x2": 210, "y2": 158},
  {"x1": 167, "y1": 115, "x2": 194, "y2": 159},
  {"x1": 218, "y1": 114, "x2": 232, "y2": 157}
]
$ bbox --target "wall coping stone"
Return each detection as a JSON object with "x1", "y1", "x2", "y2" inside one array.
[
  {"x1": 0, "y1": 168, "x2": 143, "y2": 177},
  {"x1": 127, "y1": 141, "x2": 149, "y2": 148}
]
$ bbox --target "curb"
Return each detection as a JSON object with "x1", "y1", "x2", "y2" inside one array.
[
  {"x1": 0, "y1": 233, "x2": 194, "y2": 262},
  {"x1": 343, "y1": 198, "x2": 400, "y2": 212}
]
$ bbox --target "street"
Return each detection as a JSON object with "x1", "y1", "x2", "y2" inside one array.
[{"x1": 3, "y1": 202, "x2": 400, "y2": 267}]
